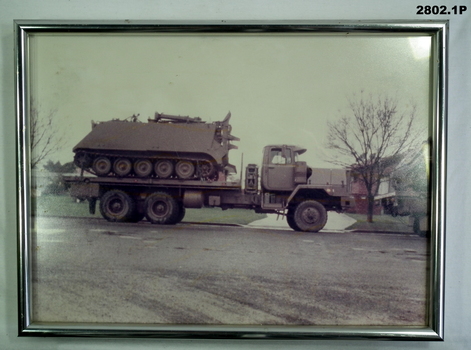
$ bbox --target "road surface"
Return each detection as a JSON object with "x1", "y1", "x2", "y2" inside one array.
[{"x1": 30, "y1": 216, "x2": 430, "y2": 327}]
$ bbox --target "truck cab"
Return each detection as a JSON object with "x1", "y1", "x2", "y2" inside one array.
[{"x1": 261, "y1": 145, "x2": 310, "y2": 192}]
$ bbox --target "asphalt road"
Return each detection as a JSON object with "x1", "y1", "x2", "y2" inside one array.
[{"x1": 31, "y1": 216, "x2": 430, "y2": 327}]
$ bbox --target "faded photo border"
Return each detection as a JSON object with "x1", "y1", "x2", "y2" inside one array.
[{"x1": 16, "y1": 21, "x2": 446, "y2": 340}]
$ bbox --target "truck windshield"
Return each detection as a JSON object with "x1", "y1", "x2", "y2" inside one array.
[{"x1": 270, "y1": 148, "x2": 292, "y2": 164}]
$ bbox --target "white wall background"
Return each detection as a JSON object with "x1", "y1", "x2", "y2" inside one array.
[{"x1": 1, "y1": 0, "x2": 470, "y2": 349}]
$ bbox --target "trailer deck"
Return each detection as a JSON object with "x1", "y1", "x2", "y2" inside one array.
[{"x1": 64, "y1": 175, "x2": 242, "y2": 189}]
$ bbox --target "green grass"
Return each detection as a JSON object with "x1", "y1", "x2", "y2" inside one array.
[
  {"x1": 345, "y1": 213, "x2": 413, "y2": 233},
  {"x1": 34, "y1": 195, "x2": 266, "y2": 225}
]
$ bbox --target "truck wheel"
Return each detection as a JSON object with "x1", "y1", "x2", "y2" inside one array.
[
  {"x1": 100, "y1": 190, "x2": 135, "y2": 222},
  {"x1": 173, "y1": 204, "x2": 186, "y2": 224},
  {"x1": 175, "y1": 160, "x2": 195, "y2": 179},
  {"x1": 114, "y1": 158, "x2": 132, "y2": 177},
  {"x1": 293, "y1": 200, "x2": 327, "y2": 232},
  {"x1": 128, "y1": 209, "x2": 145, "y2": 223},
  {"x1": 134, "y1": 159, "x2": 153, "y2": 177},
  {"x1": 92, "y1": 156, "x2": 112, "y2": 176},
  {"x1": 286, "y1": 210, "x2": 300, "y2": 231},
  {"x1": 145, "y1": 192, "x2": 179, "y2": 224},
  {"x1": 165, "y1": 203, "x2": 186, "y2": 225},
  {"x1": 129, "y1": 213, "x2": 145, "y2": 223}
]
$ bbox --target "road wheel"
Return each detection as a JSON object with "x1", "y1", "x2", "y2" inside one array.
[
  {"x1": 154, "y1": 160, "x2": 173, "y2": 178},
  {"x1": 92, "y1": 156, "x2": 112, "y2": 176},
  {"x1": 114, "y1": 158, "x2": 132, "y2": 177},
  {"x1": 175, "y1": 160, "x2": 195, "y2": 179},
  {"x1": 145, "y1": 192, "x2": 179, "y2": 224},
  {"x1": 293, "y1": 200, "x2": 327, "y2": 232},
  {"x1": 100, "y1": 190, "x2": 135, "y2": 222},
  {"x1": 134, "y1": 159, "x2": 153, "y2": 177}
]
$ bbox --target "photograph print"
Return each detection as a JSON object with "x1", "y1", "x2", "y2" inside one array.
[{"x1": 18, "y1": 22, "x2": 445, "y2": 339}]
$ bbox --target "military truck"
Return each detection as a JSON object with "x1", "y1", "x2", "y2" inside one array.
[{"x1": 66, "y1": 112, "x2": 354, "y2": 232}]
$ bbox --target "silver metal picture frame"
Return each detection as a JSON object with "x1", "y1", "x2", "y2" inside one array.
[{"x1": 16, "y1": 20, "x2": 446, "y2": 340}]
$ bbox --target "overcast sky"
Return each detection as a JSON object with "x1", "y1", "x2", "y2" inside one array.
[{"x1": 29, "y1": 31, "x2": 432, "y2": 172}]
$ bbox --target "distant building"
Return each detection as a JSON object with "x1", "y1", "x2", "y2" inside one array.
[{"x1": 348, "y1": 172, "x2": 384, "y2": 215}]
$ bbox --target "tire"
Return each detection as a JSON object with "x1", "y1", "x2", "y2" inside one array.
[
  {"x1": 175, "y1": 160, "x2": 195, "y2": 179},
  {"x1": 134, "y1": 159, "x2": 153, "y2": 177},
  {"x1": 128, "y1": 211, "x2": 145, "y2": 223},
  {"x1": 92, "y1": 156, "x2": 112, "y2": 176},
  {"x1": 172, "y1": 204, "x2": 186, "y2": 224},
  {"x1": 114, "y1": 158, "x2": 132, "y2": 177},
  {"x1": 286, "y1": 209, "x2": 300, "y2": 231},
  {"x1": 154, "y1": 160, "x2": 173, "y2": 178},
  {"x1": 128, "y1": 199, "x2": 146, "y2": 223},
  {"x1": 145, "y1": 192, "x2": 179, "y2": 224},
  {"x1": 100, "y1": 190, "x2": 135, "y2": 222},
  {"x1": 293, "y1": 200, "x2": 328, "y2": 232}
]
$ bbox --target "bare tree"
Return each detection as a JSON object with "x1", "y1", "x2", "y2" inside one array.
[
  {"x1": 326, "y1": 92, "x2": 424, "y2": 222},
  {"x1": 30, "y1": 102, "x2": 64, "y2": 169}
]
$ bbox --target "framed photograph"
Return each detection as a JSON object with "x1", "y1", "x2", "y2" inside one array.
[{"x1": 16, "y1": 20, "x2": 446, "y2": 340}]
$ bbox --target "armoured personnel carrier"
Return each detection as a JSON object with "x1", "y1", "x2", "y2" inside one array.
[{"x1": 73, "y1": 112, "x2": 239, "y2": 181}]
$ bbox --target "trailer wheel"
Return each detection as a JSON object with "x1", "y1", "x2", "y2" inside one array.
[
  {"x1": 145, "y1": 192, "x2": 179, "y2": 224},
  {"x1": 100, "y1": 190, "x2": 135, "y2": 222},
  {"x1": 173, "y1": 204, "x2": 186, "y2": 224},
  {"x1": 164, "y1": 203, "x2": 186, "y2": 225},
  {"x1": 128, "y1": 210, "x2": 145, "y2": 223},
  {"x1": 293, "y1": 200, "x2": 327, "y2": 232}
]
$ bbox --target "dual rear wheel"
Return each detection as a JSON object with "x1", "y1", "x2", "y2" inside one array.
[
  {"x1": 144, "y1": 192, "x2": 182, "y2": 224},
  {"x1": 99, "y1": 189, "x2": 184, "y2": 224}
]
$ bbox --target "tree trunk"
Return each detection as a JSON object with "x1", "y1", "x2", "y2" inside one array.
[{"x1": 366, "y1": 194, "x2": 375, "y2": 223}]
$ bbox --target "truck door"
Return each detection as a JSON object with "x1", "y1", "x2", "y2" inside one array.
[{"x1": 262, "y1": 146, "x2": 295, "y2": 191}]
